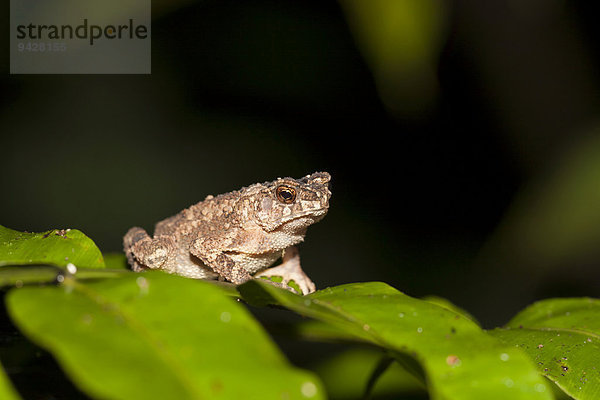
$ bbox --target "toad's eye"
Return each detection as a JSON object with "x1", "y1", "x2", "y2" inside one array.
[{"x1": 276, "y1": 185, "x2": 296, "y2": 204}]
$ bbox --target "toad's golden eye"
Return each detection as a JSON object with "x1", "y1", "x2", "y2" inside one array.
[{"x1": 276, "y1": 185, "x2": 296, "y2": 204}]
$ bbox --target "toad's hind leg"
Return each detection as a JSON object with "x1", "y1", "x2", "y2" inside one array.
[{"x1": 123, "y1": 227, "x2": 176, "y2": 272}]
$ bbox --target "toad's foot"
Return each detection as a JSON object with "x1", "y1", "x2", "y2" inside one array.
[{"x1": 257, "y1": 246, "x2": 316, "y2": 295}]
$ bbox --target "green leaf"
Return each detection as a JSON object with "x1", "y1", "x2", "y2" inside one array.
[
  {"x1": 6, "y1": 272, "x2": 323, "y2": 400},
  {"x1": 490, "y1": 297, "x2": 600, "y2": 399},
  {"x1": 0, "y1": 363, "x2": 20, "y2": 400},
  {"x1": 243, "y1": 280, "x2": 552, "y2": 400},
  {"x1": 0, "y1": 225, "x2": 104, "y2": 269}
]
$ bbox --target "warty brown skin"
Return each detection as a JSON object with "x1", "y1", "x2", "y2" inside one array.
[{"x1": 123, "y1": 172, "x2": 331, "y2": 294}]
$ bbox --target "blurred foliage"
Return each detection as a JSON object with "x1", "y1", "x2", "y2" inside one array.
[
  {"x1": 338, "y1": 0, "x2": 447, "y2": 117},
  {"x1": 482, "y1": 132, "x2": 600, "y2": 272},
  {"x1": 0, "y1": 364, "x2": 19, "y2": 400}
]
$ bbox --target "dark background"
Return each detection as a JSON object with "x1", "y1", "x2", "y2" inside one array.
[{"x1": 2, "y1": 0, "x2": 600, "y2": 329}]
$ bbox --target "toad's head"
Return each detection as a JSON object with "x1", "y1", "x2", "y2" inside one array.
[{"x1": 249, "y1": 172, "x2": 331, "y2": 236}]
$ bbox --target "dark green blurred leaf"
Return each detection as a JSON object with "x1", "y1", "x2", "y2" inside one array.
[
  {"x1": 362, "y1": 355, "x2": 394, "y2": 398},
  {"x1": 312, "y1": 347, "x2": 424, "y2": 400},
  {"x1": 243, "y1": 280, "x2": 552, "y2": 399},
  {"x1": 6, "y1": 272, "x2": 324, "y2": 400},
  {"x1": 0, "y1": 265, "x2": 61, "y2": 287},
  {"x1": 0, "y1": 364, "x2": 20, "y2": 400},
  {"x1": 0, "y1": 225, "x2": 104, "y2": 269},
  {"x1": 338, "y1": 0, "x2": 447, "y2": 117},
  {"x1": 491, "y1": 297, "x2": 600, "y2": 399},
  {"x1": 483, "y1": 134, "x2": 600, "y2": 271}
]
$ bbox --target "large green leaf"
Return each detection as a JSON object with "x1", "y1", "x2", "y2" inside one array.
[
  {"x1": 6, "y1": 272, "x2": 323, "y2": 400},
  {"x1": 0, "y1": 363, "x2": 20, "y2": 400},
  {"x1": 491, "y1": 297, "x2": 600, "y2": 399},
  {"x1": 0, "y1": 225, "x2": 104, "y2": 269},
  {"x1": 242, "y1": 280, "x2": 552, "y2": 400}
]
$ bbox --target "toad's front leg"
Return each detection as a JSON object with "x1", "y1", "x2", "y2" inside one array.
[{"x1": 257, "y1": 246, "x2": 316, "y2": 295}]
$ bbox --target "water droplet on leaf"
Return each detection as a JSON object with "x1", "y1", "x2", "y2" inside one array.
[
  {"x1": 301, "y1": 382, "x2": 317, "y2": 398},
  {"x1": 220, "y1": 311, "x2": 231, "y2": 323}
]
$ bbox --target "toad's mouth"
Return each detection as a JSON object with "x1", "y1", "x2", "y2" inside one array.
[
  {"x1": 272, "y1": 208, "x2": 328, "y2": 232},
  {"x1": 282, "y1": 206, "x2": 328, "y2": 222}
]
